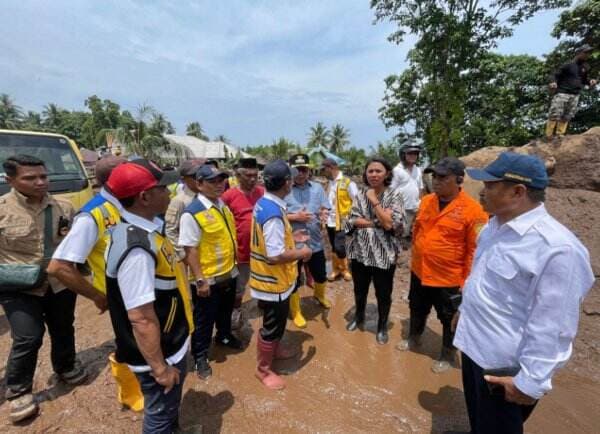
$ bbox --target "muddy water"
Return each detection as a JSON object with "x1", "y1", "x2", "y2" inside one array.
[{"x1": 0, "y1": 258, "x2": 598, "y2": 433}]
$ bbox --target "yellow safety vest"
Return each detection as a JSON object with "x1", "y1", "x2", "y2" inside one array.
[
  {"x1": 249, "y1": 197, "x2": 298, "y2": 294},
  {"x1": 335, "y1": 176, "x2": 353, "y2": 230},
  {"x1": 228, "y1": 176, "x2": 239, "y2": 189},
  {"x1": 187, "y1": 200, "x2": 237, "y2": 279},
  {"x1": 79, "y1": 195, "x2": 121, "y2": 294}
]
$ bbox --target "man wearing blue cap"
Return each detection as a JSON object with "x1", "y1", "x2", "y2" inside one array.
[
  {"x1": 250, "y1": 159, "x2": 312, "y2": 390},
  {"x1": 180, "y1": 164, "x2": 243, "y2": 380},
  {"x1": 454, "y1": 152, "x2": 595, "y2": 434}
]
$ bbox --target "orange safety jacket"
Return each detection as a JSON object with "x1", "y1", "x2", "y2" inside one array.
[{"x1": 411, "y1": 190, "x2": 488, "y2": 288}]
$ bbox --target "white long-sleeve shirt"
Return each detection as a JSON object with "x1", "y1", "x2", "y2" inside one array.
[{"x1": 454, "y1": 204, "x2": 594, "y2": 400}]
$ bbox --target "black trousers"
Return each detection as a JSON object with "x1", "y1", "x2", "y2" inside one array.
[
  {"x1": 296, "y1": 249, "x2": 327, "y2": 289},
  {"x1": 408, "y1": 272, "x2": 459, "y2": 349},
  {"x1": 0, "y1": 288, "x2": 77, "y2": 398},
  {"x1": 326, "y1": 226, "x2": 346, "y2": 259},
  {"x1": 258, "y1": 297, "x2": 290, "y2": 342},
  {"x1": 190, "y1": 278, "x2": 236, "y2": 360},
  {"x1": 462, "y1": 353, "x2": 537, "y2": 434},
  {"x1": 350, "y1": 260, "x2": 395, "y2": 329}
]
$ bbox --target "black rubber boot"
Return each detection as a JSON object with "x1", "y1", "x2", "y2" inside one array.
[{"x1": 376, "y1": 318, "x2": 388, "y2": 345}]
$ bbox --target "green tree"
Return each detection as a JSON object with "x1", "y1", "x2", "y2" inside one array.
[
  {"x1": 307, "y1": 122, "x2": 330, "y2": 148},
  {"x1": 186, "y1": 121, "x2": 209, "y2": 141},
  {"x1": 340, "y1": 146, "x2": 367, "y2": 175},
  {"x1": 545, "y1": 0, "x2": 600, "y2": 134},
  {"x1": 328, "y1": 124, "x2": 350, "y2": 153},
  {"x1": 214, "y1": 134, "x2": 230, "y2": 143},
  {"x1": 0, "y1": 94, "x2": 23, "y2": 129},
  {"x1": 369, "y1": 140, "x2": 400, "y2": 167},
  {"x1": 270, "y1": 137, "x2": 297, "y2": 160},
  {"x1": 22, "y1": 111, "x2": 43, "y2": 130},
  {"x1": 148, "y1": 112, "x2": 175, "y2": 136},
  {"x1": 372, "y1": 0, "x2": 569, "y2": 158}
]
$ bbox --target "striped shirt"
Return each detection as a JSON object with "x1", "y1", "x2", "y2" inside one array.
[{"x1": 346, "y1": 186, "x2": 405, "y2": 269}]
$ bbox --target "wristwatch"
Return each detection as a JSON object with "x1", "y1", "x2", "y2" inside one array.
[{"x1": 196, "y1": 278, "x2": 207, "y2": 287}]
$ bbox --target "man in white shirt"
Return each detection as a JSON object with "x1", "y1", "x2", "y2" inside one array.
[
  {"x1": 454, "y1": 152, "x2": 595, "y2": 434},
  {"x1": 103, "y1": 159, "x2": 191, "y2": 434},
  {"x1": 392, "y1": 142, "x2": 424, "y2": 196}
]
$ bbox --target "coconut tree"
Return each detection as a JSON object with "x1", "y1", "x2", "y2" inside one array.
[
  {"x1": 42, "y1": 103, "x2": 64, "y2": 130},
  {"x1": 307, "y1": 122, "x2": 330, "y2": 148},
  {"x1": 0, "y1": 94, "x2": 23, "y2": 129},
  {"x1": 186, "y1": 121, "x2": 209, "y2": 141},
  {"x1": 341, "y1": 147, "x2": 367, "y2": 176},
  {"x1": 213, "y1": 134, "x2": 230, "y2": 144},
  {"x1": 329, "y1": 124, "x2": 350, "y2": 153}
]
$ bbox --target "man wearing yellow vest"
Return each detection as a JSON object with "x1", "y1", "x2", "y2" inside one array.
[
  {"x1": 180, "y1": 164, "x2": 243, "y2": 380},
  {"x1": 48, "y1": 155, "x2": 142, "y2": 412},
  {"x1": 103, "y1": 159, "x2": 193, "y2": 434},
  {"x1": 251, "y1": 160, "x2": 312, "y2": 390},
  {"x1": 320, "y1": 158, "x2": 357, "y2": 281}
]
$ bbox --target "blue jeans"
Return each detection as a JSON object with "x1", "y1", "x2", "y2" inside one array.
[{"x1": 134, "y1": 355, "x2": 187, "y2": 434}]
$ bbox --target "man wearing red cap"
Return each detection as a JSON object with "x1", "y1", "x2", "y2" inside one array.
[{"x1": 103, "y1": 160, "x2": 193, "y2": 434}]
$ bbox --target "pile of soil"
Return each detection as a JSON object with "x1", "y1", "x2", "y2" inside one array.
[{"x1": 0, "y1": 130, "x2": 598, "y2": 432}]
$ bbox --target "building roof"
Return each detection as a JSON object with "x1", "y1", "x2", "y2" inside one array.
[{"x1": 164, "y1": 134, "x2": 253, "y2": 160}]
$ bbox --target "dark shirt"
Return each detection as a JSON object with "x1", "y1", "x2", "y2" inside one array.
[{"x1": 553, "y1": 60, "x2": 591, "y2": 95}]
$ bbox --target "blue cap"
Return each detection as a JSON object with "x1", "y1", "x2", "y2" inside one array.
[
  {"x1": 263, "y1": 159, "x2": 291, "y2": 189},
  {"x1": 466, "y1": 152, "x2": 549, "y2": 189},
  {"x1": 195, "y1": 164, "x2": 228, "y2": 181}
]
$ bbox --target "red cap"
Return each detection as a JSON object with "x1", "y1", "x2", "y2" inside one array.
[{"x1": 106, "y1": 159, "x2": 179, "y2": 199}]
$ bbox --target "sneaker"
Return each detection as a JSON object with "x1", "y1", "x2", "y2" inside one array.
[
  {"x1": 215, "y1": 334, "x2": 244, "y2": 350},
  {"x1": 231, "y1": 308, "x2": 243, "y2": 331},
  {"x1": 9, "y1": 393, "x2": 39, "y2": 423},
  {"x1": 58, "y1": 362, "x2": 88, "y2": 386},
  {"x1": 195, "y1": 358, "x2": 212, "y2": 379}
]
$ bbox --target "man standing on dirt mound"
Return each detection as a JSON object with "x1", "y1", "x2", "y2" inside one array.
[
  {"x1": 455, "y1": 152, "x2": 594, "y2": 434},
  {"x1": 285, "y1": 154, "x2": 332, "y2": 329},
  {"x1": 103, "y1": 160, "x2": 193, "y2": 434},
  {"x1": 320, "y1": 158, "x2": 357, "y2": 282},
  {"x1": 545, "y1": 44, "x2": 596, "y2": 141},
  {"x1": 397, "y1": 157, "x2": 488, "y2": 374},
  {"x1": 250, "y1": 160, "x2": 312, "y2": 390}
]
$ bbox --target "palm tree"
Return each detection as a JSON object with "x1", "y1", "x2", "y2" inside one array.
[
  {"x1": 186, "y1": 121, "x2": 209, "y2": 141},
  {"x1": 0, "y1": 94, "x2": 23, "y2": 129},
  {"x1": 42, "y1": 103, "x2": 63, "y2": 130},
  {"x1": 307, "y1": 122, "x2": 330, "y2": 148},
  {"x1": 213, "y1": 134, "x2": 230, "y2": 144},
  {"x1": 341, "y1": 147, "x2": 366, "y2": 176},
  {"x1": 149, "y1": 112, "x2": 175, "y2": 135},
  {"x1": 329, "y1": 124, "x2": 350, "y2": 153},
  {"x1": 134, "y1": 103, "x2": 155, "y2": 145},
  {"x1": 271, "y1": 137, "x2": 295, "y2": 160},
  {"x1": 22, "y1": 111, "x2": 43, "y2": 130}
]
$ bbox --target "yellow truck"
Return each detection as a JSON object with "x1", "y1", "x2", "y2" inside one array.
[{"x1": 0, "y1": 130, "x2": 94, "y2": 209}]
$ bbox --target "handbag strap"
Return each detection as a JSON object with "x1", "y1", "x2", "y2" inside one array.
[{"x1": 43, "y1": 205, "x2": 54, "y2": 260}]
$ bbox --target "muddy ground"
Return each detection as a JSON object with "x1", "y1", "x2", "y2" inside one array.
[{"x1": 0, "y1": 249, "x2": 598, "y2": 434}]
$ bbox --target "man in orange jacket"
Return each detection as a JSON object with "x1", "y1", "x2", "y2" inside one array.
[{"x1": 397, "y1": 157, "x2": 488, "y2": 373}]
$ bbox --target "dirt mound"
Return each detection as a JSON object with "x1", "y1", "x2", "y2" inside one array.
[{"x1": 461, "y1": 127, "x2": 600, "y2": 192}]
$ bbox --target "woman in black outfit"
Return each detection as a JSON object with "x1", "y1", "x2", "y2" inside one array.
[{"x1": 345, "y1": 157, "x2": 404, "y2": 344}]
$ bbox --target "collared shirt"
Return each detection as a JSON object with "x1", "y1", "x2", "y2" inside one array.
[
  {"x1": 0, "y1": 188, "x2": 74, "y2": 296},
  {"x1": 284, "y1": 181, "x2": 330, "y2": 252},
  {"x1": 454, "y1": 204, "x2": 595, "y2": 400},
  {"x1": 164, "y1": 185, "x2": 196, "y2": 260},
  {"x1": 326, "y1": 171, "x2": 358, "y2": 227},
  {"x1": 390, "y1": 165, "x2": 420, "y2": 210},
  {"x1": 221, "y1": 185, "x2": 264, "y2": 263},
  {"x1": 53, "y1": 187, "x2": 123, "y2": 264},
  {"x1": 116, "y1": 209, "x2": 189, "y2": 372},
  {"x1": 250, "y1": 192, "x2": 295, "y2": 302},
  {"x1": 178, "y1": 193, "x2": 227, "y2": 247}
]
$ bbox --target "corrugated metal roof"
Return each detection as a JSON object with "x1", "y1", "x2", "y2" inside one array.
[{"x1": 164, "y1": 134, "x2": 252, "y2": 159}]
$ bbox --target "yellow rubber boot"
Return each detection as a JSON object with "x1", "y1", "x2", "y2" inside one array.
[
  {"x1": 313, "y1": 282, "x2": 331, "y2": 309},
  {"x1": 109, "y1": 353, "x2": 144, "y2": 412},
  {"x1": 340, "y1": 258, "x2": 352, "y2": 281},
  {"x1": 556, "y1": 121, "x2": 569, "y2": 136},
  {"x1": 327, "y1": 256, "x2": 341, "y2": 281},
  {"x1": 545, "y1": 120, "x2": 557, "y2": 139},
  {"x1": 289, "y1": 292, "x2": 307, "y2": 328}
]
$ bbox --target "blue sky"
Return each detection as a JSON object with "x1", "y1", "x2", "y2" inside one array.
[{"x1": 1, "y1": 1, "x2": 566, "y2": 149}]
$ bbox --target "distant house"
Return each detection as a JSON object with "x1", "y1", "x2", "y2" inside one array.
[{"x1": 164, "y1": 134, "x2": 254, "y2": 162}]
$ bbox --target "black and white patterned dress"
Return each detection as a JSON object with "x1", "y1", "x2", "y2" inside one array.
[{"x1": 345, "y1": 186, "x2": 405, "y2": 270}]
